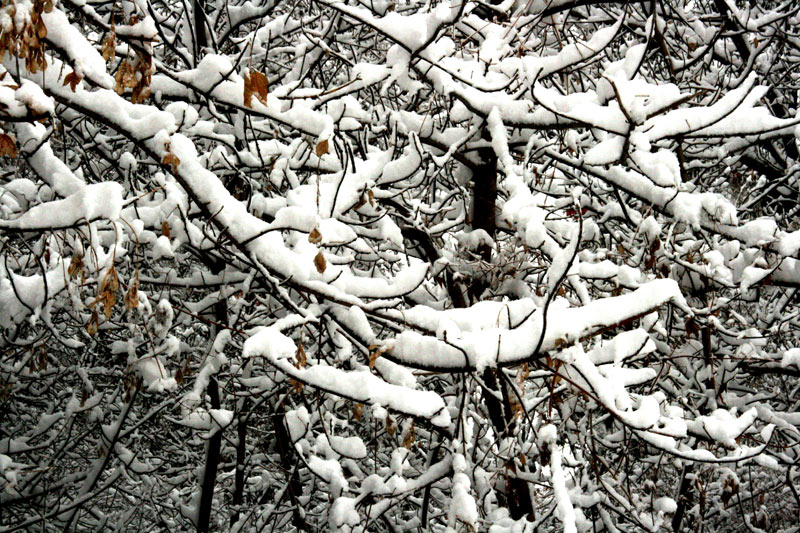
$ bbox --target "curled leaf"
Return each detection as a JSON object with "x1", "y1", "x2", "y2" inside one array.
[
  {"x1": 68, "y1": 254, "x2": 83, "y2": 279},
  {"x1": 402, "y1": 422, "x2": 416, "y2": 449},
  {"x1": 124, "y1": 270, "x2": 139, "y2": 309},
  {"x1": 162, "y1": 153, "x2": 180, "y2": 173},
  {"x1": 63, "y1": 71, "x2": 82, "y2": 92},
  {"x1": 87, "y1": 309, "x2": 99, "y2": 336},
  {"x1": 295, "y1": 344, "x2": 307, "y2": 369},
  {"x1": 100, "y1": 266, "x2": 120, "y2": 294}
]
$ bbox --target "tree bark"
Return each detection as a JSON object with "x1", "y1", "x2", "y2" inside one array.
[
  {"x1": 471, "y1": 139, "x2": 534, "y2": 520},
  {"x1": 197, "y1": 376, "x2": 222, "y2": 533}
]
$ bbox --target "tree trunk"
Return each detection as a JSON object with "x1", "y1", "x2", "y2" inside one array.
[
  {"x1": 197, "y1": 376, "x2": 222, "y2": 533},
  {"x1": 472, "y1": 140, "x2": 534, "y2": 520}
]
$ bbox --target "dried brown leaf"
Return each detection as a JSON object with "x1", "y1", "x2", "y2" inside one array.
[
  {"x1": 103, "y1": 290, "x2": 117, "y2": 319},
  {"x1": 290, "y1": 378, "x2": 303, "y2": 394},
  {"x1": 295, "y1": 344, "x2": 307, "y2": 369},
  {"x1": 308, "y1": 227, "x2": 322, "y2": 244},
  {"x1": 68, "y1": 254, "x2": 83, "y2": 279},
  {"x1": 124, "y1": 270, "x2": 139, "y2": 309},
  {"x1": 313, "y1": 251, "x2": 326, "y2": 274},
  {"x1": 87, "y1": 309, "x2": 99, "y2": 336},
  {"x1": 162, "y1": 153, "x2": 180, "y2": 173},
  {"x1": 243, "y1": 69, "x2": 268, "y2": 108},
  {"x1": 315, "y1": 138, "x2": 329, "y2": 157},
  {"x1": 0, "y1": 133, "x2": 17, "y2": 158},
  {"x1": 161, "y1": 220, "x2": 171, "y2": 239},
  {"x1": 402, "y1": 422, "x2": 416, "y2": 449},
  {"x1": 368, "y1": 347, "x2": 383, "y2": 370}
]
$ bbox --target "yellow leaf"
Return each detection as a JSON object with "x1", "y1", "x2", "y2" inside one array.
[{"x1": 314, "y1": 251, "x2": 326, "y2": 273}]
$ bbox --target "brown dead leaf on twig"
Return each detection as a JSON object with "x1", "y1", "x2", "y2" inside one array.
[{"x1": 243, "y1": 70, "x2": 268, "y2": 108}]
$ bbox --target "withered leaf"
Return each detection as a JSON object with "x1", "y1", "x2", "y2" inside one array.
[
  {"x1": 385, "y1": 414, "x2": 396, "y2": 436},
  {"x1": 103, "y1": 31, "x2": 117, "y2": 61},
  {"x1": 308, "y1": 227, "x2": 322, "y2": 244},
  {"x1": 518, "y1": 362, "x2": 530, "y2": 383},
  {"x1": 295, "y1": 344, "x2": 307, "y2": 369},
  {"x1": 161, "y1": 220, "x2": 171, "y2": 239},
  {"x1": 290, "y1": 378, "x2": 303, "y2": 394},
  {"x1": 87, "y1": 309, "x2": 99, "y2": 336},
  {"x1": 315, "y1": 139, "x2": 329, "y2": 157},
  {"x1": 68, "y1": 254, "x2": 83, "y2": 279},
  {"x1": 114, "y1": 60, "x2": 135, "y2": 94},
  {"x1": 402, "y1": 422, "x2": 416, "y2": 449},
  {"x1": 162, "y1": 153, "x2": 180, "y2": 173},
  {"x1": 243, "y1": 69, "x2": 268, "y2": 108},
  {"x1": 100, "y1": 266, "x2": 120, "y2": 294},
  {"x1": 353, "y1": 402, "x2": 363, "y2": 422},
  {"x1": 99, "y1": 290, "x2": 116, "y2": 319},
  {"x1": 313, "y1": 251, "x2": 326, "y2": 274},
  {"x1": 124, "y1": 270, "x2": 139, "y2": 309},
  {"x1": 368, "y1": 346, "x2": 383, "y2": 370},
  {"x1": 0, "y1": 133, "x2": 17, "y2": 158}
]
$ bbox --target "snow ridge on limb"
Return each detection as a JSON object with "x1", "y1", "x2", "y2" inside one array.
[
  {"x1": 389, "y1": 279, "x2": 683, "y2": 371},
  {"x1": 244, "y1": 326, "x2": 451, "y2": 427}
]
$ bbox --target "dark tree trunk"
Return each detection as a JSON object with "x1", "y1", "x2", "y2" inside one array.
[
  {"x1": 197, "y1": 376, "x2": 222, "y2": 533},
  {"x1": 471, "y1": 138, "x2": 534, "y2": 520}
]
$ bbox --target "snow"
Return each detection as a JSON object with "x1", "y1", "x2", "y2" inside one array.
[
  {"x1": 448, "y1": 454, "x2": 478, "y2": 529},
  {"x1": 0, "y1": 182, "x2": 123, "y2": 230},
  {"x1": 244, "y1": 326, "x2": 451, "y2": 426},
  {"x1": 686, "y1": 408, "x2": 758, "y2": 447},
  {"x1": 780, "y1": 348, "x2": 800, "y2": 369},
  {"x1": 137, "y1": 355, "x2": 177, "y2": 393},
  {"x1": 654, "y1": 497, "x2": 677, "y2": 514},
  {"x1": 329, "y1": 497, "x2": 360, "y2": 530},
  {"x1": 41, "y1": 9, "x2": 114, "y2": 87},
  {"x1": 390, "y1": 279, "x2": 681, "y2": 370},
  {"x1": 551, "y1": 445, "x2": 577, "y2": 533}
]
